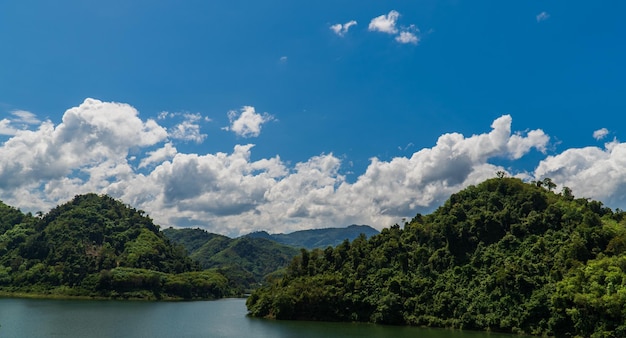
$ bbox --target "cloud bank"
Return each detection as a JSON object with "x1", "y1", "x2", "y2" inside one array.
[{"x1": 2, "y1": 99, "x2": 624, "y2": 236}]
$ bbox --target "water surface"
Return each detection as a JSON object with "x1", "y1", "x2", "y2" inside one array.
[{"x1": 0, "y1": 297, "x2": 513, "y2": 337}]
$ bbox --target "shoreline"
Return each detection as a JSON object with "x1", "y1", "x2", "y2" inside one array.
[{"x1": 0, "y1": 290, "x2": 229, "y2": 302}]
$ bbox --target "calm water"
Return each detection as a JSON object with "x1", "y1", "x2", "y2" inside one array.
[{"x1": 0, "y1": 297, "x2": 513, "y2": 338}]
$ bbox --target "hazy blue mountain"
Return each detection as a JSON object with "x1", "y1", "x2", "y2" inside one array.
[{"x1": 245, "y1": 224, "x2": 380, "y2": 249}]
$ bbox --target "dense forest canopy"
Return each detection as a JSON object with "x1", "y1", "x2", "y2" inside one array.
[
  {"x1": 0, "y1": 194, "x2": 233, "y2": 299},
  {"x1": 247, "y1": 177, "x2": 626, "y2": 337}
]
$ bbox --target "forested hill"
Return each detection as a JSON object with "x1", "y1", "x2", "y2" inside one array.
[
  {"x1": 0, "y1": 194, "x2": 233, "y2": 300},
  {"x1": 163, "y1": 227, "x2": 299, "y2": 291},
  {"x1": 162, "y1": 225, "x2": 380, "y2": 291},
  {"x1": 247, "y1": 177, "x2": 626, "y2": 337},
  {"x1": 245, "y1": 225, "x2": 380, "y2": 249}
]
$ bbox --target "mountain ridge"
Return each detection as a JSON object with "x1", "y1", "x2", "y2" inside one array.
[
  {"x1": 245, "y1": 224, "x2": 380, "y2": 249},
  {"x1": 162, "y1": 224, "x2": 380, "y2": 291}
]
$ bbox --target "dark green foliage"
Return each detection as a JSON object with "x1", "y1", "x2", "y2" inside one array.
[
  {"x1": 0, "y1": 201, "x2": 30, "y2": 235},
  {"x1": 163, "y1": 228, "x2": 299, "y2": 291},
  {"x1": 246, "y1": 225, "x2": 379, "y2": 249},
  {"x1": 247, "y1": 177, "x2": 626, "y2": 336},
  {"x1": 0, "y1": 194, "x2": 234, "y2": 299}
]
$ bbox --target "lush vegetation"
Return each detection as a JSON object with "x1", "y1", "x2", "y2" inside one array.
[
  {"x1": 163, "y1": 228, "x2": 299, "y2": 292},
  {"x1": 246, "y1": 225, "x2": 379, "y2": 249},
  {"x1": 0, "y1": 194, "x2": 233, "y2": 300},
  {"x1": 247, "y1": 177, "x2": 626, "y2": 337}
]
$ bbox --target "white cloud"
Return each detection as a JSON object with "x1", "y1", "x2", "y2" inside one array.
[
  {"x1": 124, "y1": 144, "x2": 288, "y2": 235},
  {"x1": 369, "y1": 11, "x2": 422, "y2": 45},
  {"x1": 507, "y1": 129, "x2": 549, "y2": 159},
  {"x1": 330, "y1": 20, "x2": 357, "y2": 37},
  {"x1": 0, "y1": 119, "x2": 17, "y2": 135},
  {"x1": 224, "y1": 106, "x2": 275, "y2": 138},
  {"x1": 536, "y1": 11, "x2": 550, "y2": 22},
  {"x1": 144, "y1": 114, "x2": 547, "y2": 235},
  {"x1": 11, "y1": 110, "x2": 41, "y2": 125},
  {"x1": 533, "y1": 140, "x2": 626, "y2": 208},
  {"x1": 158, "y1": 112, "x2": 208, "y2": 143},
  {"x1": 169, "y1": 121, "x2": 206, "y2": 143},
  {"x1": 279, "y1": 56, "x2": 288, "y2": 63},
  {"x1": 342, "y1": 115, "x2": 549, "y2": 217},
  {"x1": 139, "y1": 143, "x2": 177, "y2": 169},
  {"x1": 0, "y1": 98, "x2": 166, "y2": 198},
  {"x1": 395, "y1": 29, "x2": 419, "y2": 45},
  {"x1": 0, "y1": 110, "x2": 42, "y2": 135},
  {"x1": 593, "y1": 128, "x2": 609, "y2": 140},
  {"x1": 183, "y1": 113, "x2": 203, "y2": 122},
  {"x1": 369, "y1": 10, "x2": 400, "y2": 34}
]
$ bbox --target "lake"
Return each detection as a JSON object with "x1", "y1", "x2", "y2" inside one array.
[{"x1": 0, "y1": 297, "x2": 514, "y2": 337}]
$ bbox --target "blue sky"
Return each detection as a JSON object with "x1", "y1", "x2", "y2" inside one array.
[{"x1": 1, "y1": 1, "x2": 625, "y2": 236}]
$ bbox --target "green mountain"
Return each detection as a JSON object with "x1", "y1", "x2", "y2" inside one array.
[
  {"x1": 163, "y1": 228, "x2": 299, "y2": 291},
  {"x1": 247, "y1": 177, "x2": 626, "y2": 337},
  {"x1": 0, "y1": 194, "x2": 233, "y2": 300},
  {"x1": 246, "y1": 224, "x2": 380, "y2": 249}
]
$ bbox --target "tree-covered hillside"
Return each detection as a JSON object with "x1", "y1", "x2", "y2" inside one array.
[
  {"x1": 0, "y1": 194, "x2": 233, "y2": 300},
  {"x1": 163, "y1": 228, "x2": 299, "y2": 291},
  {"x1": 246, "y1": 225, "x2": 379, "y2": 249},
  {"x1": 247, "y1": 177, "x2": 626, "y2": 337}
]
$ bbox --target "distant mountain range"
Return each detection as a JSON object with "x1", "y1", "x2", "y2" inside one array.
[
  {"x1": 245, "y1": 224, "x2": 380, "y2": 249},
  {"x1": 162, "y1": 225, "x2": 380, "y2": 291}
]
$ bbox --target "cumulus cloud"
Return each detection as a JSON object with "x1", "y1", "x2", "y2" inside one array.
[
  {"x1": 533, "y1": 140, "x2": 626, "y2": 208},
  {"x1": 224, "y1": 106, "x2": 275, "y2": 138},
  {"x1": 330, "y1": 20, "x2": 357, "y2": 37},
  {"x1": 0, "y1": 100, "x2": 560, "y2": 237},
  {"x1": 369, "y1": 10, "x2": 400, "y2": 34},
  {"x1": 593, "y1": 128, "x2": 609, "y2": 140},
  {"x1": 343, "y1": 115, "x2": 548, "y2": 216},
  {"x1": 0, "y1": 98, "x2": 166, "y2": 201},
  {"x1": 536, "y1": 11, "x2": 550, "y2": 22}
]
